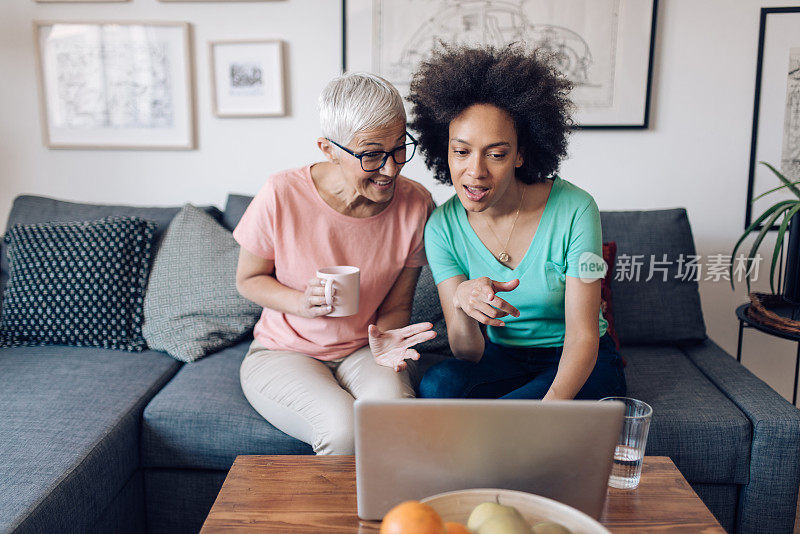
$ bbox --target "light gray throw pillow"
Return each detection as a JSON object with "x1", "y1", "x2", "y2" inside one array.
[{"x1": 143, "y1": 204, "x2": 261, "y2": 362}]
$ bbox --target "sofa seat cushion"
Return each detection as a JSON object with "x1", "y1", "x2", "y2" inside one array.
[
  {"x1": 142, "y1": 339, "x2": 312, "y2": 470},
  {"x1": 0, "y1": 346, "x2": 180, "y2": 533},
  {"x1": 623, "y1": 344, "x2": 751, "y2": 484}
]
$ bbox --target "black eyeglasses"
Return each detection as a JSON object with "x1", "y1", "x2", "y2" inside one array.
[{"x1": 326, "y1": 131, "x2": 418, "y2": 172}]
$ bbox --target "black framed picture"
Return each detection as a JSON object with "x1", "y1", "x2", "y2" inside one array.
[
  {"x1": 342, "y1": 0, "x2": 658, "y2": 129},
  {"x1": 745, "y1": 7, "x2": 800, "y2": 228}
]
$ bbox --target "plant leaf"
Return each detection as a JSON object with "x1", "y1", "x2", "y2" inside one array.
[
  {"x1": 770, "y1": 203, "x2": 800, "y2": 293},
  {"x1": 761, "y1": 161, "x2": 800, "y2": 199},
  {"x1": 730, "y1": 199, "x2": 797, "y2": 289},
  {"x1": 746, "y1": 203, "x2": 793, "y2": 292},
  {"x1": 752, "y1": 181, "x2": 800, "y2": 202}
]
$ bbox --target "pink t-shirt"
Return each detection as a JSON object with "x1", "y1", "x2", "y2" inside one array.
[{"x1": 233, "y1": 164, "x2": 432, "y2": 360}]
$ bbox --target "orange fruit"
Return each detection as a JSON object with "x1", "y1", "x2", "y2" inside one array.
[
  {"x1": 444, "y1": 522, "x2": 473, "y2": 534},
  {"x1": 380, "y1": 500, "x2": 445, "y2": 534}
]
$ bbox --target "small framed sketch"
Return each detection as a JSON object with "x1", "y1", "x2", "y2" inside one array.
[
  {"x1": 343, "y1": 0, "x2": 657, "y2": 128},
  {"x1": 745, "y1": 7, "x2": 800, "y2": 228},
  {"x1": 210, "y1": 40, "x2": 286, "y2": 117},
  {"x1": 34, "y1": 21, "x2": 195, "y2": 149}
]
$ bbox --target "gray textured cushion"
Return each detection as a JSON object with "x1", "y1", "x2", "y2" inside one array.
[
  {"x1": 622, "y1": 343, "x2": 750, "y2": 484},
  {"x1": 142, "y1": 205, "x2": 261, "y2": 362},
  {"x1": 141, "y1": 339, "x2": 312, "y2": 471},
  {"x1": 0, "y1": 345, "x2": 180, "y2": 533},
  {"x1": 600, "y1": 209, "x2": 706, "y2": 344}
]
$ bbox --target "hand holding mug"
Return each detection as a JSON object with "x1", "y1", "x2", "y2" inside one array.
[
  {"x1": 369, "y1": 322, "x2": 437, "y2": 372},
  {"x1": 453, "y1": 277, "x2": 521, "y2": 327},
  {"x1": 297, "y1": 277, "x2": 333, "y2": 318}
]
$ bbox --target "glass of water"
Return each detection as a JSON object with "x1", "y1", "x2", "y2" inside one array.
[{"x1": 600, "y1": 397, "x2": 653, "y2": 490}]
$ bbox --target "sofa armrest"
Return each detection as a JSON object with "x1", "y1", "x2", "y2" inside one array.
[{"x1": 681, "y1": 339, "x2": 800, "y2": 534}]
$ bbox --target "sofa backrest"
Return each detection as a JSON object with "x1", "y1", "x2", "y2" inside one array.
[
  {"x1": 600, "y1": 208, "x2": 706, "y2": 345},
  {"x1": 222, "y1": 194, "x2": 252, "y2": 232},
  {"x1": 0, "y1": 195, "x2": 222, "y2": 298},
  {"x1": 0, "y1": 194, "x2": 705, "y2": 350}
]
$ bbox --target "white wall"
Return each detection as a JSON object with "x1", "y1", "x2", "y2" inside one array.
[{"x1": 2, "y1": 0, "x2": 800, "y2": 402}]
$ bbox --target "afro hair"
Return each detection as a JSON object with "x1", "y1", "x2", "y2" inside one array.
[{"x1": 407, "y1": 45, "x2": 574, "y2": 185}]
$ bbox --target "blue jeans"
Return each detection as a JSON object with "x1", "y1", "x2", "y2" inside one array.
[{"x1": 418, "y1": 333, "x2": 626, "y2": 400}]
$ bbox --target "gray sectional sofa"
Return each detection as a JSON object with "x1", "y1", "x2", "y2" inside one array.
[{"x1": 1, "y1": 193, "x2": 799, "y2": 534}]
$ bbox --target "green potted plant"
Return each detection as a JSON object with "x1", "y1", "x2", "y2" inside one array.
[{"x1": 731, "y1": 161, "x2": 800, "y2": 301}]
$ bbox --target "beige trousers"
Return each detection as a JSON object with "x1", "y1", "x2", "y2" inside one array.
[{"x1": 240, "y1": 339, "x2": 415, "y2": 455}]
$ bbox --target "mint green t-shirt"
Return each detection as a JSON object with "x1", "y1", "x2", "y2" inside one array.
[{"x1": 424, "y1": 176, "x2": 608, "y2": 348}]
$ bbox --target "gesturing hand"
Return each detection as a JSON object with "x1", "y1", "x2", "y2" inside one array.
[
  {"x1": 453, "y1": 277, "x2": 521, "y2": 327},
  {"x1": 369, "y1": 322, "x2": 437, "y2": 372}
]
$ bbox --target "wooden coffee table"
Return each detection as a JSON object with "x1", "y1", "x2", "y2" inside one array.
[{"x1": 201, "y1": 455, "x2": 725, "y2": 533}]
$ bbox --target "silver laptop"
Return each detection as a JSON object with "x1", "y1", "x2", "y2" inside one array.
[{"x1": 354, "y1": 399, "x2": 624, "y2": 520}]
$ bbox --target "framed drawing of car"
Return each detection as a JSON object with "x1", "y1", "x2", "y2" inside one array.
[{"x1": 343, "y1": 0, "x2": 658, "y2": 129}]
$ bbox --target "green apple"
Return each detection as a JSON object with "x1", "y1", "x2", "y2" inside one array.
[
  {"x1": 467, "y1": 502, "x2": 510, "y2": 531},
  {"x1": 476, "y1": 513, "x2": 534, "y2": 534},
  {"x1": 467, "y1": 502, "x2": 531, "y2": 532}
]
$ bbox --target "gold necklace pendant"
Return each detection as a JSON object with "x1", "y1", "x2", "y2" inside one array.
[{"x1": 483, "y1": 185, "x2": 526, "y2": 265}]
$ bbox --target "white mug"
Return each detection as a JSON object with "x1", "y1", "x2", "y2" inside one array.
[{"x1": 316, "y1": 266, "x2": 360, "y2": 317}]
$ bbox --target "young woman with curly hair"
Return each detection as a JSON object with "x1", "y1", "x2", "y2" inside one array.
[{"x1": 409, "y1": 45, "x2": 626, "y2": 400}]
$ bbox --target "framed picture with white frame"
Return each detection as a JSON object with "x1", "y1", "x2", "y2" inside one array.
[
  {"x1": 34, "y1": 21, "x2": 195, "y2": 149},
  {"x1": 210, "y1": 40, "x2": 286, "y2": 117}
]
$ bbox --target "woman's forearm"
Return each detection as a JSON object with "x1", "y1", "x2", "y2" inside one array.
[
  {"x1": 542, "y1": 334, "x2": 598, "y2": 400},
  {"x1": 448, "y1": 309, "x2": 485, "y2": 361},
  {"x1": 237, "y1": 274, "x2": 303, "y2": 316},
  {"x1": 375, "y1": 305, "x2": 412, "y2": 332}
]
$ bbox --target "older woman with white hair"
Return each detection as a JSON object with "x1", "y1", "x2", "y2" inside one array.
[{"x1": 233, "y1": 72, "x2": 435, "y2": 455}]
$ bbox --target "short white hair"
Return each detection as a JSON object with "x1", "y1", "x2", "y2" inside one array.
[{"x1": 319, "y1": 72, "x2": 406, "y2": 145}]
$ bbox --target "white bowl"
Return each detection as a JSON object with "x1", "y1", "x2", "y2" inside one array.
[{"x1": 420, "y1": 488, "x2": 610, "y2": 534}]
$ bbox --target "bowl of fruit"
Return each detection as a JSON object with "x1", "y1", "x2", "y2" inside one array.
[{"x1": 379, "y1": 489, "x2": 609, "y2": 534}]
